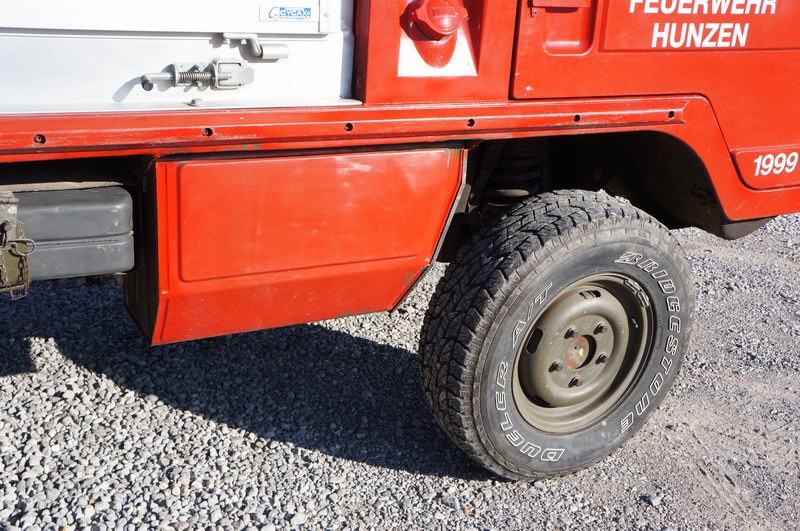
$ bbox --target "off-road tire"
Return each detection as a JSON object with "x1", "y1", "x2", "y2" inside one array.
[{"x1": 420, "y1": 191, "x2": 695, "y2": 480}]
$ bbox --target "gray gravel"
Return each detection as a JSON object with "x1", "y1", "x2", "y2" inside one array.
[{"x1": 1, "y1": 214, "x2": 799, "y2": 529}]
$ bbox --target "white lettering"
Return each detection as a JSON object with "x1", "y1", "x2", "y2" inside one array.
[
  {"x1": 512, "y1": 320, "x2": 526, "y2": 348},
  {"x1": 635, "y1": 393, "x2": 651, "y2": 416},
  {"x1": 702, "y1": 23, "x2": 719, "y2": 47},
  {"x1": 651, "y1": 22, "x2": 750, "y2": 49},
  {"x1": 520, "y1": 442, "x2": 542, "y2": 458},
  {"x1": 733, "y1": 23, "x2": 749, "y2": 46},
  {"x1": 495, "y1": 391, "x2": 507, "y2": 412},
  {"x1": 616, "y1": 252, "x2": 643, "y2": 264},
  {"x1": 694, "y1": 0, "x2": 709, "y2": 13},
  {"x1": 687, "y1": 23, "x2": 704, "y2": 46},
  {"x1": 541, "y1": 449, "x2": 565, "y2": 462},
  {"x1": 717, "y1": 22, "x2": 733, "y2": 46},
  {"x1": 638, "y1": 259, "x2": 660, "y2": 273},
  {"x1": 631, "y1": 0, "x2": 775, "y2": 16},
  {"x1": 653, "y1": 22, "x2": 669, "y2": 48},
  {"x1": 711, "y1": 0, "x2": 731, "y2": 14},
  {"x1": 665, "y1": 334, "x2": 679, "y2": 355},
  {"x1": 621, "y1": 413, "x2": 635, "y2": 433},
  {"x1": 666, "y1": 296, "x2": 681, "y2": 312},
  {"x1": 496, "y1": 362, "x2": 508, "y2": 388},
  {"x1": 501, "y1": 412, "x2": 513, "y2": 431},
  {"x1": 670, "y1": 23, "x2": 688, "y2": 47},
  {"x1": 506, "y1": 430, "x2": 524, "y2": 447},
  {"x1": 650, "y1": 372, "x2": 665, "y2": 396},
  {"x1": 534, "y1": 282, "x2": 554, "y2": 306},
  {"x1": 651, "y1": 269, "x2": 669, "y2": 279}
]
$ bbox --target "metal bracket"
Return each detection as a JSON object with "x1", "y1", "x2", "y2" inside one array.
[
  {"x1": 222, "y1": 33, "x2": 291, "y2": 61},
  {"x1": 141, "y1": 59, "x2": 255, "y2": 92},
  {"x1": 0, "y1": 192, "x2": 35, "y2": 300}
]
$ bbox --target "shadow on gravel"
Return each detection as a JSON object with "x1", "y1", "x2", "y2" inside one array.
[
  {"x1": 0, "y1": 340, "x2": 36, "y2": 377},
  {"x1": 1, "y1": 281, "x2": 490, "y2": 481}
]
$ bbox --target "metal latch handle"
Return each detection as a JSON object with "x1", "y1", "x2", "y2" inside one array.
[
  {"x1": 140, "y1": 60, "x2": 254, "y2": 92},
  {"x1": 222, "y1": 33, "x2": 290, "y2": 61}
]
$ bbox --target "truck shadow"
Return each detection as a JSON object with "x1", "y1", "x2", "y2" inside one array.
[{"x1": 1, "y1": 280, "x2": 490, "y2": 481}]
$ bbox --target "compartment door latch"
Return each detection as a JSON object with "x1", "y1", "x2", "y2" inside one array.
[{"x1": 140, "y1": 59, "x2": 255, "y2": 92}]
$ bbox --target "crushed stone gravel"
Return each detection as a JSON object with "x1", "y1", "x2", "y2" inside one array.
[{"x1": 1, "y1": 214, "x2": 798, "y2": 529}]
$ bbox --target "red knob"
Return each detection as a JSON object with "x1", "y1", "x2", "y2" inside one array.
[{"x1": 411, "y1": 0, "x2": 468, "y2": 41}]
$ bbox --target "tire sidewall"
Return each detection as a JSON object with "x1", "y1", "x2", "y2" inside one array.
[{"x1": 476, "y1": 227, "x2": 691, "y2": 475}]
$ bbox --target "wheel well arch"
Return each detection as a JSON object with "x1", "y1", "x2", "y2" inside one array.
[
  {"x1": 438, "y1": 130, "x2": 764, "y2": 261},
  {"x1": 553, "y1": 130, "x2": 724, "y2": 234}
]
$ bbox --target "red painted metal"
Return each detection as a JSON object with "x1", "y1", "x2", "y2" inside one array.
[
  {"x1": 410, "y1": 0, "x2": 468, "y2": 40},
  {"x1": 151, "y1": 148, "x2": 462, "y2": 344},
  {"x1": 2, "y1": 96, "x2": 799, "y2": 220},
  {"x1": 354, "y1": 0, "x2": 517, "y2": 103},
  {"x1": 734, "y1": 147, "x2": 800, "y2": 190},
  {"x1": 2, "y1": 0, "x2": 800, "y2": 345},
  {"x1": 513, "y1": 0, "x2": 800, "y2": 162},
  {"x1": 0, "y1": 98, "x2": 684, "y2": 156}
]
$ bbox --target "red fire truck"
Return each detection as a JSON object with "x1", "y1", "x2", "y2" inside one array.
[{"x1": 1, "y1": 0, "x2": 798, "y2": 479}]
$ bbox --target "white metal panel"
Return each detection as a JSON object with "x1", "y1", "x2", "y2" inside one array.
[
  {"x1": 0, "y1": 0, "x2": 356, "y2": 113},
  {"x1": 1, "y1": 0, "x2": 337, "y2": 34}
]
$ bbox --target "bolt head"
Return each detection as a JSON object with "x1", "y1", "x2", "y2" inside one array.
[
  {"x1": 569, "y1": 378, "x2": 582, "y2": 388},
  {"x1": 549, "y1": 362, "x2": 563, "y2": 373},
  {"x1": 596, "y1": 354, "x2": 608, "y2": 365},
  {"x1": 564, "y1": 327, "x2": 578, "y2": 339},
  {"x1": 594, "y1": 323, "x2": 608, "y2": 335}
]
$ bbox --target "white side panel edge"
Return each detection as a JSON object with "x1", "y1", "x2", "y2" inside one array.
[{"x1": 0, "y1": 0, "x2": 357, "y2": 114}]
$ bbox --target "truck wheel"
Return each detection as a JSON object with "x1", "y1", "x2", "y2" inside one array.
[{"x1": 420, "y1": 191, "x2": 694, "y2": 479}]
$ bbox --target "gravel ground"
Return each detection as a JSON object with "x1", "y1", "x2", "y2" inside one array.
[{"x1": 1, "y1": 214, "x2": 798, "y2": 529}]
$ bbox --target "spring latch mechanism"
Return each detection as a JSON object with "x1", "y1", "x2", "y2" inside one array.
[{"x1": 140, "y1": 60, "x2": 254, "y2": 92}]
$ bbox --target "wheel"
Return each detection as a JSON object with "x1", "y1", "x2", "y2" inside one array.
[{"x1": 420, "y1": 191, "x2": 694, "y2": 479}]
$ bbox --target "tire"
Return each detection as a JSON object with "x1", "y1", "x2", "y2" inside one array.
[{"x1": 420, "y1": 191, "x2": 694, "y2": 480}]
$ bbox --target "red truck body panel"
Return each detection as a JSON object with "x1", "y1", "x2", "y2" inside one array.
[
  {"x1": 1, "y1": 0, "x2": 799, "y2": 343},
  {"x1": 514, "y1": 0, "x2": 800, "y2": 189},
  {"x1": 151, "y1": 148, "x2": 461, "y2": 344}
]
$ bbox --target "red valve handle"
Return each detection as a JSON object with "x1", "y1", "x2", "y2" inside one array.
[{"x1": 411, "y1": 0, "x2": 468, "y2": 41}]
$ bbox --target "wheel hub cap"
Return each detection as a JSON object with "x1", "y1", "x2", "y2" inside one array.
[{"x1": 513, "y1": 275, "x2": 653, "y2": 433}]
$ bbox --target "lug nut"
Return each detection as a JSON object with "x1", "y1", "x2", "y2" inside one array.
[
  {"x1": 596, "y1": 354, "x2": 608, "y2": 365},
  {"x1": 569, "y1": 378, "x2": 582, "y2": 388},
  {"x1": 594, "y1": 323, "x2": 608, "y2": 335},
  {"x1": 565, "y1": 328, "x2": 578, "y2": 339},
  {"x1": 549, "y1": 362, "x2": 563, "y2": 373}
]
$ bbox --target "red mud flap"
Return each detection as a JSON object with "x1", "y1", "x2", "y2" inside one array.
[{"x1": 146, "y1": 147, "x2": 463, "y2": 344}]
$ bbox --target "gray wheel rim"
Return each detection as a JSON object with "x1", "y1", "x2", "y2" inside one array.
[{"x1": 513, "y1": 273, "x2": 654, "y2": 434}]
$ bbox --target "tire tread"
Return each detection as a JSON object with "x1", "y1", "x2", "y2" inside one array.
[{"x1": 419, "y1": 191, "x2": 694, "y2": 480}]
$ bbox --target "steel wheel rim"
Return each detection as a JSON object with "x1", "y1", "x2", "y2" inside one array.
[{"x1": 512, "y1": 273, "x2": 654, "y2": 434}]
